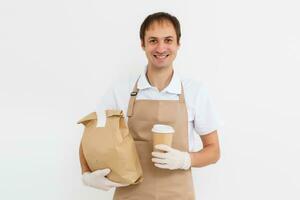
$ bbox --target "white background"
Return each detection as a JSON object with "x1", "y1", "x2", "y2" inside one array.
[{"x1": 1, "y1": 0, "x2": 299, "y2": 199}]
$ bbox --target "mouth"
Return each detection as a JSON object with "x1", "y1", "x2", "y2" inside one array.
[{"x1": 153, "y1": 54, "x2": 169, "y2": 61}]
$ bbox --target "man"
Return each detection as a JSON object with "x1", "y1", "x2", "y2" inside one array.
[{"x1": 80, "y1": 12, "x2": 221, "y2": 199}]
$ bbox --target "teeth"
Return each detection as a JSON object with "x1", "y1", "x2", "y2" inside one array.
[{"x1": 155, "y1": 55, "x2": 168, "y2": 59}]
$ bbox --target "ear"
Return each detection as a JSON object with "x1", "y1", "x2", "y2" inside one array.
[{"x1": 141, "y1": 40, "x2": 145, "y2": 50}]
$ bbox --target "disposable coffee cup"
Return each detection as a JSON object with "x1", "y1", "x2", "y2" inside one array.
[{"x1": 152, "y1": 124, "x2": 174, "y2": 150}]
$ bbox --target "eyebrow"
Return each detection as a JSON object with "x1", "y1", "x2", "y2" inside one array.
[{"x1": 148, "y1": 36, "x2": 174, "y2": 40}]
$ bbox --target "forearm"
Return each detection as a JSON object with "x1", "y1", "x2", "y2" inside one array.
[{"x1": 189, "y1": 144, "x2": 220, "y2": 168}]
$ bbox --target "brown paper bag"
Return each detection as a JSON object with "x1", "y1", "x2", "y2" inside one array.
[{"x1": 77, "y1": 110, "x2": 143, "y2": 185}]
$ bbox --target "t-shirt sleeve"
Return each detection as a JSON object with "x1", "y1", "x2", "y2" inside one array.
[{"x1": 194, "y1": 84, "x2": 221, "y2": 135}]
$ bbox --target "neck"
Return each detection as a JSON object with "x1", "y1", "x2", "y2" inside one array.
[{"x1": 146, "y1": 64, "x2": 174, "y2": 92}]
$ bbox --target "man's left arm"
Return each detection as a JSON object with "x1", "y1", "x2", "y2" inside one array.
[{"x1": 190, "y1": 130, "x2": 220, "y2": 167}]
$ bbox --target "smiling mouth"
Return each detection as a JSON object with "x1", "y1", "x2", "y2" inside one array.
[{"x1": 153, "y1": 54, "x2": 169, "y2": 60}]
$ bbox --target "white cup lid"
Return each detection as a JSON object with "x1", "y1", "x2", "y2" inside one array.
[{"x1": 152, "y1": 124, "x2": 175, "y2": 134}]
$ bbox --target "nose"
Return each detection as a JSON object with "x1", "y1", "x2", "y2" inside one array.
[{"x1": 155, "y1": 41, "x2": 167, "y2": 53}]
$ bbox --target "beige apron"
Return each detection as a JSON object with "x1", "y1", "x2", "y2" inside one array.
[{"x1": 113, "y1": 79, "x2": 195, "y2": 200}]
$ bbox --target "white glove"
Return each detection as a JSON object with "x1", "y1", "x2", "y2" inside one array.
[
  {"x1": 82, "y1": 169, "x2": 129, "y2": 191},
  {"x1": 151, "y1": 144, "x2": 191, "y2": 170}
]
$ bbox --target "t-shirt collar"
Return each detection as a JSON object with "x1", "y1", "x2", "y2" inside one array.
[{"x1": 137, "y1": 66, "x2": 181, "y2": 95}]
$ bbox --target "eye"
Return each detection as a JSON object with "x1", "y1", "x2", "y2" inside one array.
[
  {"x1": 165, "y1": 38, "x2": 173, "y2": 43},
  {"x1": 149, "y1": 39, "x2": 157, "y2": 44}
]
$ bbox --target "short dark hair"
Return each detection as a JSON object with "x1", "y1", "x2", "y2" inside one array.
[{"x1": 139, "y1": 12, "x2": 181, "y2": 46}]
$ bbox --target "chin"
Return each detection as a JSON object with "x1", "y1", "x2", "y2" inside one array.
[
  {"x1": 149, "y1": 61, "x2": 171, "y2": 68},
  {"x1": 152, "y1": 64, "x2": 169, "y2": 69}
]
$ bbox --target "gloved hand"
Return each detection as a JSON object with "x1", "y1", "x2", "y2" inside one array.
[
  {"x1": 82, "y1": 169, "x2": 129, "y2": 191},
  {"x1": 151, "y1": 144, "x2": 191, "y2": 170}
]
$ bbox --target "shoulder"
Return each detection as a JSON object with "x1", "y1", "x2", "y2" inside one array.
[
  {"x1": 110, "y1": 71, "x2": 141, "y2": 97},
  {"x1": 181, "y1": 76, "x2": 209, "y2": 98},
  {"x1": 180, "y1": 76, "x2": 214, "y2": 115}
]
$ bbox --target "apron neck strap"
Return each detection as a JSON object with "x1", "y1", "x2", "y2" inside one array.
[
  {"x1": 179, "y1": 83, "x2": 185, "y2": 103},
  {"x1": 127, "y1": 78, "x2": 139, "y2": 117}
]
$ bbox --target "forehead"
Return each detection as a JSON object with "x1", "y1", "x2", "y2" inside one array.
[{"x1": 145, "y1": 20, "x2": 177, "y2": 38}]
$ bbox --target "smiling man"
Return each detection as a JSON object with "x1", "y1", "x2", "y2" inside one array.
[{"x1": 80, "y1": 12, "x2": 221, "y2": 200}]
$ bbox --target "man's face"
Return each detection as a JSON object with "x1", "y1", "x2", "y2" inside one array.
[{"x1": 142, "y1": 20, "x2": 180, "y2": 70}]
